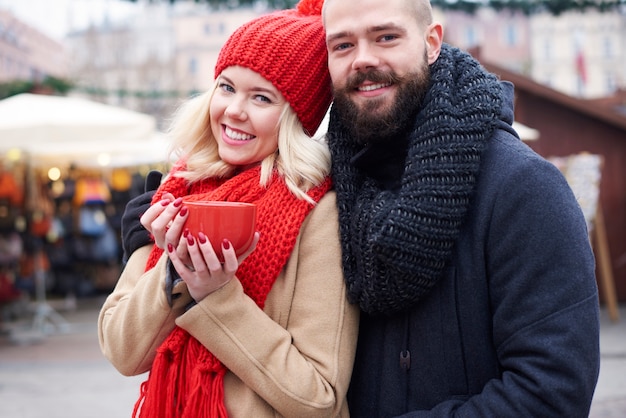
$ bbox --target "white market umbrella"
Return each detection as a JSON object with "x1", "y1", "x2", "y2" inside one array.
[
  {"x1": 0, "y1": 93, "x2": 169, "y2": 167},
  {"x1": 513, "y1": 121, "x2": 540, "y2": 141}
]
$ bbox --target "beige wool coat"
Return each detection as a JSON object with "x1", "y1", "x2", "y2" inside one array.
[{"x1": 98, "y1": 191, "x2": 359, "y2": 418}]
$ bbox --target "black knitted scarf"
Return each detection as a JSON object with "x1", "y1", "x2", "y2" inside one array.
[{"x1": 327, "y1": 44, "x2": 504, "y2": 316}]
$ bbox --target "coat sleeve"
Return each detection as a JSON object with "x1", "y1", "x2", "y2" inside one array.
[
  {"x1": 176, "y1": 192, "x2": 360, "y2": 418},
  {"x1": 483, "y1": 147, "x2": 600, "y2": 417},
  {"x1": 98, "y1": 245, "x2": 193, "y2": 376},
  {"x1": 400, "y1": 137, "x2": 601, "y2": 417}
]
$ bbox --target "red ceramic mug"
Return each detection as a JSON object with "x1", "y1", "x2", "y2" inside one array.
[{"x1": 183, "y1": 200, "x2": 257, "y2": 261}]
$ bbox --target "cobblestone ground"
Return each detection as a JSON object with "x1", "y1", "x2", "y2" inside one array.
[{"x1": 1, "y1": 298, "x2": 625, "y2": 418}]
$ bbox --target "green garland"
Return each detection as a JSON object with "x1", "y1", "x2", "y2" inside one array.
[
  {"x1": 0, "y1": 77, "x2": 73, "y2": 100},
  {"x1": 128, "y1": 0, "x2": 626, "y2": 16},
  {"x1": 431, "y1": 0, "x2": 625, "y2": 16}
]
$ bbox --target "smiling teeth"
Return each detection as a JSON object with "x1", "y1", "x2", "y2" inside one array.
[
  {"x1": 225, "y1": 126, "x2": 254, "y2": 141},
  {"x1": 358, "y1": 83, "x2": 391, "y2": 92}
]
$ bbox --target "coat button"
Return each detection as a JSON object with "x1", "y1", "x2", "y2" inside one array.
[{"x1": 400, "y1": 350, "x2": 411, "y2": 370}]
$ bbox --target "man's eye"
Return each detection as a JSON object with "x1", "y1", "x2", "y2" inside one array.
[
  {"x1": 334, "y1": 42, "x2": 352, "y2": 51},
  {"x1": 379, "y1": 34, "x2": 398, "y2": 42}
]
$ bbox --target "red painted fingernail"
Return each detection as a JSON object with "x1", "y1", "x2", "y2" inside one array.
[
  {"x1": 222, "y1": 239, "x2": 230, "y2": 250},
  {"x1": 161, "y1": 199, "x2": 171, "y2": 206},
  {"x1": 179, "y1": 206, "x2": 188, "y2": 216},
  {"x1": 183, "y1": 228, "x2": 190, "y2": 238},
  {"x1": 187, "y1": 235, "x2": 194, "y2": 246},
  {"x1": 167, "y1": 243, "x2": 174, "y2": 252},
  {"x1": 198, "y1": 232, "x2": 207, "y2": 244},
  {"x1": 173, "y1": 197, "x2": 183, "y2": 207}
]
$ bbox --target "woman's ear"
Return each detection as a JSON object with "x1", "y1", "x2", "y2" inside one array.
[{"x1": 425, "y1": 22, "x2": 443, "y2": 64}]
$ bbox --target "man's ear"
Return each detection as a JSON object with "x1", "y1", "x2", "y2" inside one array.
[{"x1": 425, "y1": 23, "x2": 443, "y2": 64}]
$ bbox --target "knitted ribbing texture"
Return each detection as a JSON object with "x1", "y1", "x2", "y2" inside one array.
[
  {"x1": 328, "y1": 44, "x2": 504, "y2": 316},
  {"x1": 214, "y1": 0, "x2": 330, "y2": 136}
]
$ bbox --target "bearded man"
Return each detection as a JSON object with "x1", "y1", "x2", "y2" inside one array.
[{"x1": 323, "y1": 0, "x2": 600, "y2": 416}]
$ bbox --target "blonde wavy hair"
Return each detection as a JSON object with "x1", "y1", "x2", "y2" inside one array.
[{"x1": 165, "y1": 79, "x2": 331, "y2": 204}]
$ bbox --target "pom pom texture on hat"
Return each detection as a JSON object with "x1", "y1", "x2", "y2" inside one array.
[{"x1": 214, "y1": 0, "x2": 331, "y2": 136}]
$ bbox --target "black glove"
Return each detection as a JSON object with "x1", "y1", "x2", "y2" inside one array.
[{"x1": 121, "y1": 170, "x2": 162, "y2": 264}]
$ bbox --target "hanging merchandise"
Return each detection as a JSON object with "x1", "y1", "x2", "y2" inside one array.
[
  {"x1": 73, "y1": 177, "x2": 111, "y2": 206},
  {"x1": 25, "y1": 171, "x2": 53, "y2": 238},
  {"x1": 0, "y1": 271, "x2": 21, "y2": 303},
  {"x1": 0, "y1": 198, "x2": 19, "y2": 232},
  {"x1": 0, "y1": 169, "x2": 23, "y2": 207},
  {"x1": 0, "y1": 167, "x2": 24, "y2": 233},
  {"x1": 72, "y1": 223, "x2": 119, "y2": 263},
  {"x1": 90, "y1": 224, "x2": 119, "y2": 262},
  {"x1": 78, "y1": 205, "x2": 108, "y2": 237},
  {"x1": 111, "y1": 168, "x2": 132, "y2": 192},
  {"x1": 29, "y1": 208, "x2": 52, "y2": 238},
  {"x1": 0, "y1": 230, "x2": 22, "y2": 266}
]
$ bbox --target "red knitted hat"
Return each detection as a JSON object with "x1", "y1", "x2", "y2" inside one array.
[{"x1": 214, "y1": 0, "x2": 331, "y2": 136}]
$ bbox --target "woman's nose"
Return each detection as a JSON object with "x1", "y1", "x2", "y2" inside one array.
[{"x1": 224, "y1": 99, "x2": 247, "y2": 120}]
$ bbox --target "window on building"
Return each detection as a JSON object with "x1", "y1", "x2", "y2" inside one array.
[
  {"x1": 189, "y1": 57, "x2": 197, "y2": 76},
  {"x1": 602, "y1": 37, "x2": 613, "y2": 59},
  {"x1": 605, "y1": 72, "x2": 616, "y2": 93},
  {"x1": 465, "y1": 25, "x2": 477, "y2": 47},
  {"x1": 504, "y1": 23, "x2": 517, "y2": 46},
  {"x1": 576, "y1": 77, "x2": 585, "y2": 96},
  {"x1": 543, "y1": 40, "x2": 552, "y2": 61}
]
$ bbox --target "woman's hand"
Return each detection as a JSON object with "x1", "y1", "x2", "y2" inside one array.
[
  {"x1": 167, "y1": 231, "x2": 260, "y2": 301},
  {"x1": 140, "y1": 195, "x2": 189, "y2": 250}
]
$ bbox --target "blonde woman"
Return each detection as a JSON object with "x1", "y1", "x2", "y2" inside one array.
[{"x1": 98, "y1": 1, "x2": 358, "y2": 417}]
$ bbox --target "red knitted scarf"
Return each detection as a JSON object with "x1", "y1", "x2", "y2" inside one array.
[{"x1": 134, "y1": 163, "x2": 331, "y2": 418}]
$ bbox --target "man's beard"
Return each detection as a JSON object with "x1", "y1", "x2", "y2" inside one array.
[{"x1": 332, "y1": 61, "x2": 430, "y2": 146}]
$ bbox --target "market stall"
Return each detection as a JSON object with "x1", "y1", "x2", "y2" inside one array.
[{"x1": 0, "y1": 93, "x2": 171, "y2": 338}]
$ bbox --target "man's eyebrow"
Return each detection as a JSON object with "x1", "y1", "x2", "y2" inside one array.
[
  {"x1": 369, "y1": 23, "x2": 407, "y2": 35},
  {"x1": 326, "y1": 30, "x2": 353, "y2": 43},
  {"x1": 326, "y1": 23, "x2": 407, "y2": 43}
]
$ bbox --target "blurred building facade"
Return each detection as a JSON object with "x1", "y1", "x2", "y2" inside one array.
[
  {"x1": 171, "y1": 4, "x2": 259, "y2": 95},
  {"x1": 441, "y1": 6, "x2": 626, "y2": 99},
  {"x1": 442, "y1": 8, "x2": 532, "y2": 75},
  {"x1": 4, "y1": 2, "x2": 624, "y2": 124},
  {"x1": 529, "y1": 9, "x2": 626, "y2": 99},
  {"x1": 65, "y1": 3, "x2": 177, "y2": 129},
  {"x1": 0, "y1": 9, "x2": 68, "y2": 82},
  {"x1": 64, "y1": 1, "x2": 260, "y2": 130}
]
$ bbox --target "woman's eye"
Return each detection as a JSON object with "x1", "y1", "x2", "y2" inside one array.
[
  {"x1": 254, "y1": 94, "x2": 272, "y2": 103},
  {"x1": 218, "y1": 83, "x2": 235, "y2": 93}
]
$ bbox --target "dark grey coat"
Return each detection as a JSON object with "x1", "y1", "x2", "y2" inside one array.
[{"x1": 344, "y1": 84, "x2": 600, "y2": 417}]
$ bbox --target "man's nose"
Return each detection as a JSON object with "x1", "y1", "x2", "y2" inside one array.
[{"x1": 351, "y1": 41, "x2": 380, "y2": 72}]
